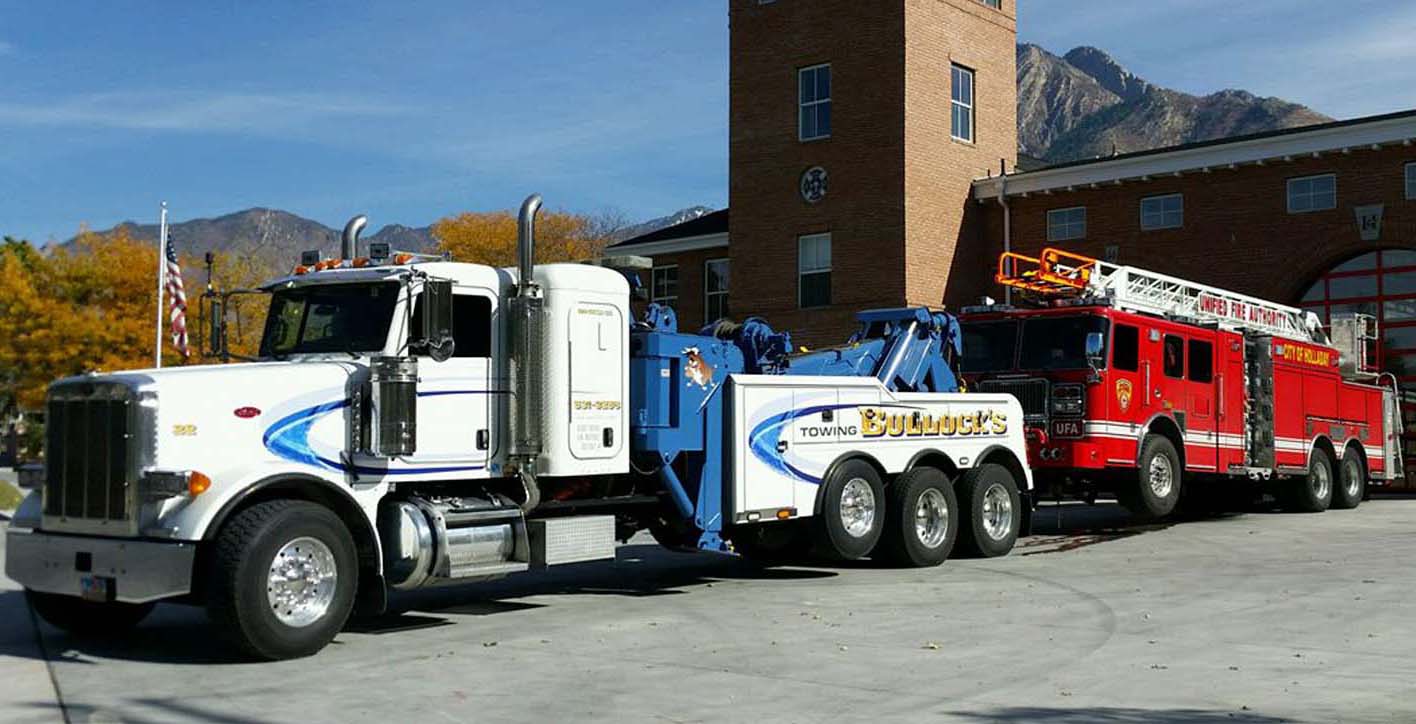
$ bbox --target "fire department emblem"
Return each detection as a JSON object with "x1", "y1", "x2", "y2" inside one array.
[
  {"x1": 800, "y1": 166, "x2": 828, "y2": 204},
  {"x1": 1115, "y1": 379, "x2": 1133, "y2": 413},
  {"x1": 683, "y1": 347, "x2": 714, "y2": 389}
]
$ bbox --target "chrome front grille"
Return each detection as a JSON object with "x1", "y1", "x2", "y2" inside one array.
[
  {"x1": 42, "y1": 381, "x2": 142, "y2": 535},
  {"x1": 978, "y1": 378, "x2": 1049, "y2": 420}
]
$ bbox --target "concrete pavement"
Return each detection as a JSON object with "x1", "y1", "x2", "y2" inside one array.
[{"x1": 2, "y1": 500, "x2": 1414, "y2": 723}]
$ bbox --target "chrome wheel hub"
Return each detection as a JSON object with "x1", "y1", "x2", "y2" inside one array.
[
  {"x1": 1148, "y1": 456, "x2": 1174, "y2": 499},
  {"x1": 267, "y1": 536, "x2": 338, "y2": 628},
  {"x1": 980, "y1": 482, "x2": 1014, "y2": 541},
  {"x1": 839, "y1": 478, "x2": 877, "y2": 538},
  {"x1": 1344, "y1": 459, "x2": 1362, "y2": 498},
  {"x1": 915, "y1": 488, "x2": 951, "y2": 549},
  {"x1": 1311, "y1": 461, "x2": 1331, "y2": 501}
]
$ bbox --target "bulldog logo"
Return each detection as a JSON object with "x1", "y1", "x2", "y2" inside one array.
[
  {"x1": 683, "y1": 347, "x2": 714, "y2": 389},
  {"x1": 1116, "y1": 379, "x2": 1133, "y2": 413}
]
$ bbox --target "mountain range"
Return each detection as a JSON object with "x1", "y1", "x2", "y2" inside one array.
[{"x1": 67, "y1": 44, "x2": 1330, "y2": 267}]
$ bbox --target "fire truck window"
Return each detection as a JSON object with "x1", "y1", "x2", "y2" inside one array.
[
  {"x1": 1188, "y1": 339, "x2": 1214, "y2": 383},
  {"x1": 1018, "y1": 316, "x2": 1110, "y2": 370},
  {"x1": 961, "y1": 321, "x2": 1018, "y2": 372},
  {"x1": 1113, "y1": 324, "x2": 1139, "y2": 371},
  {"x1": 1163, "y1": 335, "x2": 1185, "y2": 378}
]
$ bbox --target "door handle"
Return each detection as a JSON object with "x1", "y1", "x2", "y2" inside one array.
[
  {"x1": 776, "y1": 440, "x2": 789, "y2": 453},
  {"x1": 476, "y1": 429, "x2": 489, "y2": 450}
]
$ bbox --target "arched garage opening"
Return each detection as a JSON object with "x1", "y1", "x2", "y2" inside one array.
[{"x1": 1299, "y1": 248, "x2": 1416, "y2": 488}]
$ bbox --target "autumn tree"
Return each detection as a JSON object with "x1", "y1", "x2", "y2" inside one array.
[{"x1": 431, "y1": 208, "x2": 621, "y2": 267}]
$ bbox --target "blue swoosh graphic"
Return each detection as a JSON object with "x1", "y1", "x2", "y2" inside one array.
[
  {"x1": 263, "y1": 390, "x2": 493, "y2": 475},
  {"x1": 747, "y1": 403, "x2": 859, "y2": 484}
]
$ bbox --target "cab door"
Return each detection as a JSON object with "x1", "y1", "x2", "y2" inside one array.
[
  {"x1": 408, "y1": 288, "x2": 496, "y2": 471},
  {"x1": 1184, "y1": 336, "x2": 1218, "y2": 471},
  {"x1": 1214, "y1": 333, "x2": 1247, "y2": 471}
]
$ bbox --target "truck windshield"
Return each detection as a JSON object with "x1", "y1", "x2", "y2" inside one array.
[
  {"x1": 1017, "y1": 316, "x2": 1110, "y2": 370},
  {"x1": 260, "y1": 282, "x2": 400, "y2": 357},
  {"x1": 961, "y1": 321, "x2": 1018, "y2": 373}
]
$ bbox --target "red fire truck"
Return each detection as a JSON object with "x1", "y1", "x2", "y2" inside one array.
[{"x1": 960, "y1": 248, "x2": 1404, "y2": 519}]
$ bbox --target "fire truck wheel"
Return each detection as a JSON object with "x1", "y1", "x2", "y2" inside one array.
[
  {"x1": 1284, "y1": 450, "x2": 1334, "y2": 513},
  {"x1": 1122, "y1": 435, "x2": 1183, "y2": 520},
  {"x1": 25, "y1": 590, "x2": 154, "y2": 635},
  {"x1": 207, "y1": 500, "x2": 358, "y2": 660},
  {"x1": 877, "y1": 467, "x2": 958, "y2": 567},
  {"x1": 1332, "y1": 452, "x2": 1365, "y2": 510},
  {"x1": 956, "y1": 463, "x2": 1021, "y2": 558},
  {"x1": 812, "y1": 459, "x2": 886, "y2": 561}
]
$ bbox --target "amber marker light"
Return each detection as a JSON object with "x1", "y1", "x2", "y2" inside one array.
[{"x1": 188, "y1": 471, "x2": 212, "y2": 497}]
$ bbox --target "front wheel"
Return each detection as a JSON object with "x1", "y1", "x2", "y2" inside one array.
[
  {"x1": 206, "y1": 500, "x2": 358, "y2": 660},
  {"x1": 1120, "y1": 435, "x2": 1182, "y2": 520},
  {"x1": 811, "y1": 459, "x2": 886, "y2": 561},
  {"x1": 956, "y1": 463, "x2": 1021, "y2": 558},
  {"x1": 26, "y1": 590, "x2": 154, "y2": 635}
]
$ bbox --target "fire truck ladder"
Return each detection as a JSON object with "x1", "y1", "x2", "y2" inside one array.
[{"x1": 997, "y1": 248, "x2": 1325, "y2": 343}]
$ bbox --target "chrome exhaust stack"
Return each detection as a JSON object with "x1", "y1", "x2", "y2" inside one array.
[
  {"x1": 341, "y1": 214, "x2": 368, "y2": 259},
  {"x1": 509, "y1": 194, "x2": 545, "y2": 510}
]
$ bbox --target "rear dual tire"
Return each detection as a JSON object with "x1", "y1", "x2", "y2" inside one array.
[
  {"x1": 877, "y1": 467, "x2": 958, "y2": 567},
  {"x1": 1331, "y1": 452, "x2": 1365, "y2": 510},
  {"x1": 955, "y1": 463, "x2": 1022, "y2": 558},
  {"x1": 1282, "y1": 450, "x2": 1334, "y2": 513}
]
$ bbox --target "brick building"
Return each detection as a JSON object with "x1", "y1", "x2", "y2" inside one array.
[
  {"x1": 606, "y1": 0, "x2": 1416, "y2": 398},
  {"x1": 610, "y1": 0, "x2": 1018, "y2": 345}
]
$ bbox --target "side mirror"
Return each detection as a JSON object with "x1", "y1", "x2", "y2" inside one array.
[
  {"x1": 1084, "y1": 332, "x2": 1105, "y2": 364},
  {"x1": 419, "y1": 279, "x2": 456, "y2": 362}
]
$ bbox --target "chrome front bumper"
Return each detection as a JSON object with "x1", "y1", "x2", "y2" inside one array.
[{"x1": 5, "y1": 527, "x2": 196, "y2": 604}]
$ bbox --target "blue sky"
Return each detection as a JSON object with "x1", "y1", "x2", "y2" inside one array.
[{"x1": 0, "y1": 1, "x2": 1411, "y2": 244}]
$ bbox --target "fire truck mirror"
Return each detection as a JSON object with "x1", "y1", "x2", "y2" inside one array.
[{"x1": 1084, "y1": 332, "x2": 1105, "y2": 363}]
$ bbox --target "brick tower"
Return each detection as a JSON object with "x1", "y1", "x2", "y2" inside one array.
[{"x1": 729, "y1": 0, "x2": 1017, "y2": 345}]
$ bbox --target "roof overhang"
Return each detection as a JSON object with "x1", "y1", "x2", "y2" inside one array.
[
  {"x1": 604, "y1": 231, "x2": 729, "y2": 257},
  {"x1": 973, "y1": 111, "x2": 1416, "y2": 201}
]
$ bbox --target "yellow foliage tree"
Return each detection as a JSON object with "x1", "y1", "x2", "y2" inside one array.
[
  {"x1": 200, "y1": 251, "x2": 273, "y2": 360},
  {"x1": 431, "y1": 208, "x2": 616, "y2": 267},
  {"x1": 0, "y1": 229, "x2": 195, "y2": 412}
]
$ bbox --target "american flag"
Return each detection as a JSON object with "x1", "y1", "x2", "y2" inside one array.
[{"x1": 164, "y1": 235, "x2": 189, "y2": 358}]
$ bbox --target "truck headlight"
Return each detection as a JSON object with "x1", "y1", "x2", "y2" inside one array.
[
  {"x1": 141, "y1": 470, "x2": 212, "y2": 500},
  {"x1": 1050, "y1": 384, "x2": 1085, "y2": 416}
]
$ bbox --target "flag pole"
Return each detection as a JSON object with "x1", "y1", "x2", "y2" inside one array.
[{"x1": 155, "y1": 201, "x2": 167, "y2": 368}]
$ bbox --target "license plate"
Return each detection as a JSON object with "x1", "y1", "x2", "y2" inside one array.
[
  {"x1": 1051, "y1": 419, "x2": 1083, "y2": 439},
  {"x1": 79, "y1": 575, "x2": 110, "y2": 602}
]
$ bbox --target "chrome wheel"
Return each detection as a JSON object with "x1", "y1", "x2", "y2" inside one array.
[
  {"x1": 839, "y1": 478, "x2": 877, "y2": 538},
  {"x1": 1310, "y1": 459, "x2": 1332, "y2": 501},
  {"x1": 1343, "y1": 458, "x2": 1362, "y2": 498},
  {"x1": 266, "y1": 536, "x2": 338, "y2": 628},
  {"x1": 980, "y1": 482, "x2": 1014, "y2": 541},
  {"x1": 1147, "y1": 455, "x2": 1175, "y2": 499},
  {"x1": 915, "y1": 488, "x2": 951, "y2": 549}
]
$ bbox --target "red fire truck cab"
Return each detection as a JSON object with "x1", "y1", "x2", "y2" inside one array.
[{"x1": 960, "y1": 248, "x2": 1404, "y2": 518}]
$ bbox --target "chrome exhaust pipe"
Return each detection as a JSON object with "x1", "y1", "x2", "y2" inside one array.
[
  {"x1": 342, "y1": 214, "x2": 368, "y2": 259},
  {"x1": 517, "y1": 194, "x2": 542, "y2": 292}
]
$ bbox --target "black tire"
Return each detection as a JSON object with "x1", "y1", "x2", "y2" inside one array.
[
  {"x1": 1120, "y1": 435, "x2": 1183, "y2": 520},
  {"x1": 1283, "y1": 450, "x2": 1334, "y2": 513},
  {"x1": 25, "y1": 589, "x2": 154, "y2": 635},
  {"x1": 1332, "y1": 449, "x2": 1365, "y2": 510},
  {"x1": 811, "y1": 459, "x2": 886, "y2": 561},
  {"x1": 955, "y1": 463, "x2": 1022, "y2": 558},
  {"x1": 877, "y1": 467, "x2": 958, "y2": 567},
  {"x1": 206, "y1": 500, "x2": 358, "y2": 660}
]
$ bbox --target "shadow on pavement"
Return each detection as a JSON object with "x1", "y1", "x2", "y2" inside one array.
[{"x1": 950, "y1": 706, "x2": 1289, "y2": 723}]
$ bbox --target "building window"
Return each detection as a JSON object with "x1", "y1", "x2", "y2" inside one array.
[
  {"x1": 1287, "y1": 173, "x2": 1336, "y2": 213},
  {"x1": 1047, "y1": 207, "x2": 1086, "y2": 241},
  {"x1": 799, "y1": 64, "x2": 831, "y2": 141},
  {"x1": 1140, "y1": 193, "x2": 1183, "y2": 230},
  {"x1": 951, "y1": 64, "x2": 975, "y2": 143},
  {"x1": 651, "y1": 265, "x2": 678, "y2": 307},
  {"x1": 799, "y1": 233, "x2": 831, "y2": 308},
  {"x1": 976, "y1": 0, "x2": 1002, "y2": 7},
  {"x1": 1407, "y1": 163, "x2": 1415, "y2": 200},
  {"x1": 704, "y1": 258, "x2": 730, "y2": 323}
]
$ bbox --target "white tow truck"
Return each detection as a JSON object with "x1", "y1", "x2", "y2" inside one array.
[{"x1": 6, "y1": 196, "x2": 1030, "y2": 659}]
